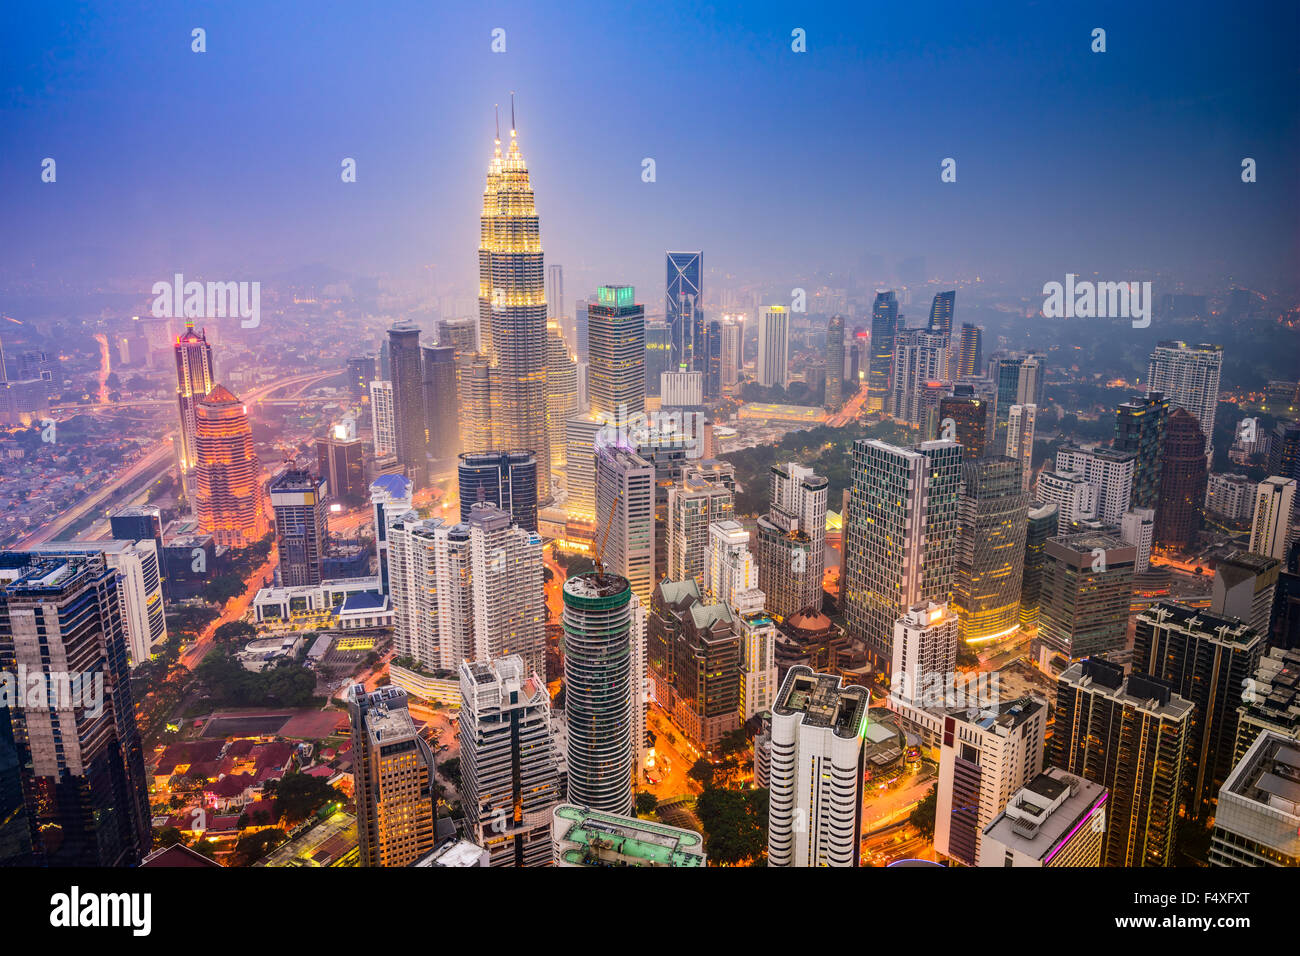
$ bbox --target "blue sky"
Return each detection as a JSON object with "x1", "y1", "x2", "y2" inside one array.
[{"x1": 2, "y1": 0, "x2": 1297, "y2": 301}]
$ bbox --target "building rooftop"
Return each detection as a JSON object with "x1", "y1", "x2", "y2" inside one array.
[
  {"x1": 774, "y1": 666, "x2": 869, "y2": 738},
  {"x1": 553, "y1": 804, "x2": 704, "y2": 867},
  {"x1": 1222, "y1": 732, "x2": 1300, "y2": 818},
  {"x1": 982, "y1": 768, "x2": 1108, "y2": 863}
]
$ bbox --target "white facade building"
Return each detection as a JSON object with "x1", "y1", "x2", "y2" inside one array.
[
  {"x1": 757, "y1": 306, "x2": 790, "y2": 387},
  {"x1": 369, "y1": 380, "x2": 396, "y2": 458}
]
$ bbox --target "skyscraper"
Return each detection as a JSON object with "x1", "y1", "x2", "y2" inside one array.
[
  {"x1": 940, "y1": 393, "x2": 989, "y2": 460},
  {"x1": 1249, "y1": 476, "x2": 1297, "y2": 561},
  {"x1": 756, "y1": 305, "x2": 790, "y2": 388},
  {"x1": 644, "y1": 320, "x2": 671, "y2": 396},
  {"x1": 457, "y1": 354, "x2": 494, "y2": 455},
  {"x1": 1133, "y1": 602, "x2": 1264, "y2": 818},
  {"x1": 1050, "y1": 659, "x2": 1191, "y2": 867},
  {"x1": 666, "y1": 251, "x2": 703, "y2": 372},
  {"x1": 194, "y1": 384, "x2": 268, "y2": 548},
  {"x1": 269, "y1": 469, "x2": 328, "y2": 587},
  {"x1": 545, "y1": 324, "x2": 578, "y2": 472},
  {"x1": 174, "y1": 319, "x2": 214, "y2": 506},
  {"x1": 387, "y1": 514, "x2": 472, "y2": 670},
  {"x1": 1209, "y1": 731, "x2": 1300, "y2": 867},
  {"x1": 890, "y1": 600, "x2": 959, "y2": 708},
  {"x1": 458, "y1": 656, "x2": 562, "y2": 867},
  {"x1": 1005, "y1": 403, "x2": 1037, "y2": 492},
  {"x1": 546, "y1": 262, "x2": 566, "y2": 340},
  {"x1": 369, "y1": 380, "x2": 396, "y2": 458},
  {"x1": 316, "y1": 427, "x2": 367, "y2": 504},
  {"x1": 369, "y1": 473, "x2": 413, "y2": 596},
  {"x1": 720, "y1": 317, "x2": 742, "y2": 388},
  {"x1": 756, "y1": 462, "x2": 828, "y2": 620},
  {"x1": 953, "y1": 456, "x2": 1029, "y2": 645},
  {"x1": 479, "y1": 112, "x2": 551, "y2": 498},
  {"x1": 935, "y1": 697, "x2": 1046, "y2": 867},
  {"x1": 667, "y1": 471, "x2": 735, "y2": 589},
  {"x1": 437, "y1": 317, "x2": 477, "y2": 355},
  {"x1": 1055, "y1": 445, "x2": 1136, "y2": 526},
  {"x1": 595, "y1": 444, "x2": 656, "y2": 607},
  {"x1": 388, "y1": 322, "x2": 428, "y2": 488},
  {"x1": 468, "y1": 503, "x2": 546, "y2": 678},
  {"x1": 457, "y1": 450, "x2": 539, "y2": 532},
  {"x1": 929, "y1": 290, "x2": 955, "y2": 336},
  {"x1": 348, "y1": 684, "x2": 437, "y2": 867},
  {"x1": 825, "y1": 314, "x2": 845, "y2": 410},
  {"x1": 1038, "y1": 531, "x2": 1135, "y2": 663},
  {"x1": 1115, "y1": 392, "x2": 1168, "y2": 510},
  {"x1": 889, "y1": 328, "x2": 948, "y2": 424},
  {"x1": 648, "y1": 578, "x2": 741, "y2": 751},
  {"x1": 587, "y1": 284, "x2": 646, "y2": 423},
  {"x1": 993, "y1": 354, "x2": 1044, "y2": 447},
  {"x1": 704, "y1": 319, "x2": 723, "y2": 400},
  {"x1": 766, "y1": 666, "x2": 870, "y2": 867},
  {"x1": 0, "y1": 552, "x2": 152, "y2": 866},
  {"x1": 1154, "y1": 408, "x2": 1208, "y2": 549},
  {"x1": 1019, "y1": 502, "x2": 1058, "y2": 631},
  {"x1": 421, "y1": 343, "x2": 459, "y2": 463},
  {"x1": 562, "y1": 572, "x2": 637, "y2": 815},
  {"x1": 1146, "y1": 341, "x2": 1223, "y2": 456},
  {"x1": 843, "y1": 439, "x2": 962, "y2": 669},
  {"x1": 704, "y1": 519, "x2": 763, "y2": 612},
  {"x1": 956, "y1": 322, "x2": 982, "y2": 378},
  {"x1": 866, "y1": 291, "x2": 898, "y2": 413}
]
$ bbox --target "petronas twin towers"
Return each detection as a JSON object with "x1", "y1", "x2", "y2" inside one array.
[{"x1": 471, "y1": 105, "x2": 551, "y2": 498}]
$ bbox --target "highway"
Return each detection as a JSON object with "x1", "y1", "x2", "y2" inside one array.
[{"x1": 17, "y1": 367, "x2": 344, "y2": 548}]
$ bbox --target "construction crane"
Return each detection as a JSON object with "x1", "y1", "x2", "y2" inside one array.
[{"x1": 593, "y1": 491, "x2": 621, "y2": 576}]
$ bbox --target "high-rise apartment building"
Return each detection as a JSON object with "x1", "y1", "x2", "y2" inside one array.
[
  {"x1": 1035, "y1": 470, "x2": 1097, "y2": 534},
  {"x1": 666, "y1": 252, "x2": 703, "y2": 372},
  {"x1": 174, "y1": 319, "x2": 214, "y2": 506},
  {"x1": 767, "y1": 666, "x2": 870, "y2": 867},
  {"x1": 479, "y1": 117, "x2": 551, "y2": 498},
  {"x1": 756, "y1": 462, "x2": 828, "y2": 620},
  {"x1": 934, "y1": 697, "x2": 1047, "y2": 867},
  {"x1": 929, "y1": 290, "x2": 956, "y2": 336},
  {"x1": 660, "y1": 369, "x2": 703, "y2": 407},
  {"x1": 0, "y1": 553, "x2": 152, "y2": 866},
  {"x1": 348, "y1": 684, "x2": 437, "y2": 867},
  {"x1": 1249, "y1": 476, "x2": 1297, "y2": 561},
  {"x1": 889, "y1": 600, "x2": 959, "y2": 708},
  {"x1": 194, "y1": 384, "x2": 268, "y2": 548},
  {"x1": 457, "y1": 450, "x2": 538, "y2": 532},
  {"x1": 1004, "y1": 403, "x2": 1038, "y2": 493},
  {"x1": 667, "y1": 471, "x2": 734, "y2": 589},
  {"x1": 756, "y1": 305, "x2": 790, "y2": 388},
  {"x1": 953, "y1": 456, "x2": 1029, "y2": 645},
  {"x1": 369, "y1": 379, "x2": 397, "y2": 458},
  {"x1": 1146, "y1": 341, "x2": 1222, "y2": 456},
  {"x1": 369, "y1": 473, "x2": 413, "y2": 596},
  {"x1": 1038, "y1": 532, "x2": 1135, "y2": 663},
  {"x1": 1115, "y1": 392, "x2": 1168, "y2": 510},
  {"x1": 1205, "y1": 472, "x2": 1256, "y2": 523},
  {"x1": 468, "y1": 503, "x2": 546, "y2": 678},
  {"x1": 1133, "y1": 602, "x2": 1264, "y2": 818},
  {"x1": 562, "y1": 572, "x2": 637, "y2": 815},
  {"x1": 843, "y1": 439, "x2": 962, "y2": 669},
  {"x1": 1120, "y1": 506, "x2": 1156, "y2": 573},
  {"x1": 1051, "y1": 659, "x2": 1192, "y2": 867},
  {"x1": 595, "y1": 444, "x2": 656, "y2": 606},
  {"x1": 587, "y1": 284, "x2": 646, "y2": 423},
  {"x1": 1054, "y1": 445, "x2": 1136, "y2": 526},
  {"x1": 387, "y1": 514, "x2": 472, "y2": 670},
  {"x1": 825, "y1": 314, "x2": 845, "y2": 410},
  {"x1": 458, "y1": 656, "x2": 563, "y2": 867},
  {"x1": 704, "y1": 519, "x2": 762, "y2": 612},
  {"x1": 270, "y1": 469, "x2": 328, "y2": 587},
  {"x1": 889, "y1": 329, "x2": 948, "y2": 425}
]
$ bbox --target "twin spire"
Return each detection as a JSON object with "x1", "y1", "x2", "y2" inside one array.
[{"x1": 491, "y1": 92, "x2": 523, "y2": 171}]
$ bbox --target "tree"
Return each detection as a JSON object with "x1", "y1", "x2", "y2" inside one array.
[
  {"x1": 273, "y1": 772, "x2": 343, "y2": 825},
  {"x1": 231, "y1": 829, "x2": 286, "y2": 867},
  {"x1": 696, "y1": 787, "x2": 768, "y2": 865},
  {"x1": 202, "y1": 574, "x2": 246, "y2": 604},
  {"x1": 688, "y1": 758, "x2": 715, "y2": 790},
  {"x1": 635, "y1": 792, "x2": 659, "y2": 816},
  {"x1": 213, "y1": 620, "x2": 257, "y2": 645},
  {"x1": 440, "y1": 756, "x2": 462, "y2": 791},
  {"x1": 715, "y1": 727, "x2": 750, "y2": 757},
  {"x1": 910, "y1": 785, "x2": 938, "y2": 839},
  {"x1": 154, "y1": 826, "x2": 183, "y2": 848}
]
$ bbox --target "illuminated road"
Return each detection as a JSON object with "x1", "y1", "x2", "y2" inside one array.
[
  {"x1": 826, "y1": 382, "x2": 869, "y2": 427},
  {"x1": 179, "y1": 552, "x2": 277, "y2": 670},
  {"x1": 19, "y1": 368, "x2": 344, "y2": 548}
]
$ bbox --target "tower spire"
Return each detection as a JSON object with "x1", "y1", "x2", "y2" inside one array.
[
  {"x1": 510, "y1": 91, "x2": 516, "y2": 134},
  {"x1": 494, "y1": 103, "x2": 500, "y2": 143}
]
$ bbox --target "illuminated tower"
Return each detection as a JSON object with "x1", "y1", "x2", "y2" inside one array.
[
  {"x1": 174, "y1": 319, "x2": 214, "y2": 507},
  {"x1": 666, "y1": 252, "x2": 703, "y2": 372},
  {"x1": 194, "y1": 384, "x2": 268, "y2": 548},
  {"x1": 479, "y1": 100, "x2": 551, "y2": 498},
  {"x1": 867, "y1": 291, "x2": 898, "y2": 413}
]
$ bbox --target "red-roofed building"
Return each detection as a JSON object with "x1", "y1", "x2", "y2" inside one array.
[
  {"x1": 205, "y1": 773, "x2": 257, "y2": 811},
  {"x1": 141, "y1": 843, "x2": 223, "y2": 868}
]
